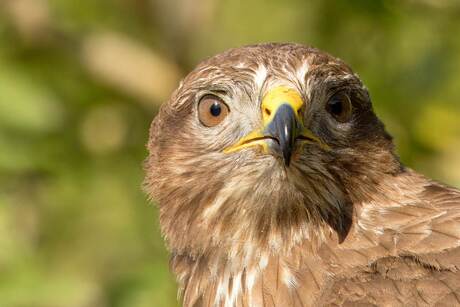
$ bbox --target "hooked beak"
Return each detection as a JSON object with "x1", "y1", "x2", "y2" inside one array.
[
  {"x1": 264, "y1": 103, "x2": 298, "y2": 166},
  {"x1": 224, "y1": 86, "x2": 329, "y2": 166}
]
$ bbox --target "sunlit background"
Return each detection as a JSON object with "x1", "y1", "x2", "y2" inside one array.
[{"x1": 1, "y1": 1, "x2": 460, "y2": 306}]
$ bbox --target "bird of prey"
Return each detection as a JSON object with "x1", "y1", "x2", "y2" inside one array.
[{"x1": 144, "y1": 43, "x2": 460, "y2": 307}]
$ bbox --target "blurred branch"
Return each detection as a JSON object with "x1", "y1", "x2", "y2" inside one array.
[
  {"x1": 151, "y1": 0, "x2": 217, "y2": 67},
  {"x1": 81, "y1": 32, "x2": 182, "y2": 107},
  {"x1": 0, "y1": 0, "x2": 52, "y2": 43}
]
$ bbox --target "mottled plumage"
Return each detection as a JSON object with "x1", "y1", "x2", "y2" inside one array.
[{"x1": 144, "y1": 43, "x2": 460, "y2": 306}]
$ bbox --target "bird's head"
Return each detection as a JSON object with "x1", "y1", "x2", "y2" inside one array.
[{"x1": 145, "y1": 44, "x2": 401, "y2": 259}]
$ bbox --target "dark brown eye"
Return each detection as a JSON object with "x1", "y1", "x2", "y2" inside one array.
[
  {"x1": 326, "y1": 92, "x2": 352, "y2": 123},
  {"x1": 198, "y1": 95, "x2": 230, "y2": 127}
]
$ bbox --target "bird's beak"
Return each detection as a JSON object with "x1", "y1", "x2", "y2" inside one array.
[{"x1": 224, "y1": 86, "x2": 329, "y2": 166}]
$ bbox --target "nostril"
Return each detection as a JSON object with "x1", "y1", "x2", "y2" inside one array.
[
  {"x1": 297, "y1": 106, "x2": 303, "y2": 116},
  {"x1": 264, "y1": 108, "x2": 271, "y2": 116}
]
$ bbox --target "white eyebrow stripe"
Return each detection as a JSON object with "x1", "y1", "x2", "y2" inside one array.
[
  {"x1": 296, "y1": 61, "x2": 310, "y2": 82},
  {"x1": 253, "y1": 64, "x2": 268, "y2": 89}
]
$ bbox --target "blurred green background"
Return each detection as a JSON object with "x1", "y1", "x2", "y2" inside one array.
[{"x1": 1, "y1": 0, "x2": 460, "y2": 306}]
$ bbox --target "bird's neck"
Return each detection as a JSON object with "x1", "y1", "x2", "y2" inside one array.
[
  {"x1": 168, "y1": 193, "x2": 344, "y2": 307},
  {"x1": 171, "y1": 232, "x2": 333, "y2": 307}
]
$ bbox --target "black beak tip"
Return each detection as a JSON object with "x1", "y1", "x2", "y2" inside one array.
[
  {"x1": 265, "y1": 103, "x2": 298, "y2": 167},
  {"x1": 283, "y1": 150, "x2": 292, "y2": 166}
]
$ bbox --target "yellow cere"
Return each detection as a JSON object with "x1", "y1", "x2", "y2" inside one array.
[{"x1": 261, "y1": 86, "x2": 304, "y2": 124}]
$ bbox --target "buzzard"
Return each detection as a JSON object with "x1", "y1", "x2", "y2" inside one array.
[{"x1": 144, "y1": 43, "x2": 460, "y2": 306}]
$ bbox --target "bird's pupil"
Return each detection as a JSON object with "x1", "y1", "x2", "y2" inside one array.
[
  {"x1": 210, "y1": 102, "x2": 222, "y2": 117},
  {"x1": 330, "y1": 100, "x2": 343, "y2": 115}
]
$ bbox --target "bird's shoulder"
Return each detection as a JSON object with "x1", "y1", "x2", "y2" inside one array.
[
  {"x1": 316, "y1": 172, "x2": 460, "y2": 306},
  {"x1": 338, "y1": 170, "x2": 460, "y2": 256},
  {"x1": 319, "y1": 255, "x2": 460, "y2": 306}
]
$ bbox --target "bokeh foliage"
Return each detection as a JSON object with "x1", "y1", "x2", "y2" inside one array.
[{"x1": 0, "y1": 1, "x2": 460, "y2": 306}]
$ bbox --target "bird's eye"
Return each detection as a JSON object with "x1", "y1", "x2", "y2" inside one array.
[
  {"x1": 198, "y1": 94, "x2": 230, "y2": 127},
  {"x1": 326, "y1": 92, "x2": 352, "y2": 123}
]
